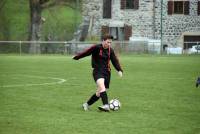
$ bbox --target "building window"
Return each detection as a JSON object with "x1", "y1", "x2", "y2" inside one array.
[
  {"x1": 121, "y1": 0, "x2": 139, "y2": 10},
  {"x1": 110, "y1": 27, "x2": 125, "y2": 41},
  {"x1": 168, "y1": 1, "x2": 190, "y2": 15},
  {"x1": 184, "y1": 35, "x2": 200, "y2": 49},
  {"x1": 126, "y1": 0, "x2": 134, "y2": 9},
  {"x1": 101, "y1": 25, "x2": 132, "y2": 41},
  {"x1": 174, "y1": 1, "x2": 183, "y2": 14},
  {"x1": 198, "y1": 1, "x2": 200, "y2": 15},
  {"x1": 103, "y1": 0, "x2": 112, "y2": 18}
]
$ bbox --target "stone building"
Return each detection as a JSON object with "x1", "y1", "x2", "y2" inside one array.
[{"x1": 80, "y1": 0, "x2": 200, "y2": 50}]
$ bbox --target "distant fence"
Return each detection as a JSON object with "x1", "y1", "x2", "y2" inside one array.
[{"x1": 0, "y1": 41, "x2": 199, "y2": 55}]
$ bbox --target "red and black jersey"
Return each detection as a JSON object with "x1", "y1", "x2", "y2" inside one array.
[{"x1": 74, "y1": 44, "x2": 123, "y2": 72}]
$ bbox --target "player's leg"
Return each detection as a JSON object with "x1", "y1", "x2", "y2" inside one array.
[
  {"x1": 82, "y1": 91, "x2": 100, "y2": 111},
  {"x1": 82, "y1": 71, "x2": 101, "y2": 111},
  {"x1": 96, "y1": 78, "x2": 110, "y2": 112}
]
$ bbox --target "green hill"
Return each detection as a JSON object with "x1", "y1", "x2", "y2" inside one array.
[
  {"x1": 0, "y1": 0, "x2": 82, "y2": 41},
  {"x1": 42, "y1": 5, "x2": 81, "y2": 41}
]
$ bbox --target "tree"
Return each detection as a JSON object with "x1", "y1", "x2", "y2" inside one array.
[
  {"x1": 0, "y1": 0, "x2": 10, "y2": 40},
  {"x1": 29, "y1": 0, "x2": 77, "y2": 54},
  {"x1": 29, "y1": 0, "x2": 42, "y2": 54},
  {"x1": 0, "y1": 0, "x2": 5, "y2": 10}
]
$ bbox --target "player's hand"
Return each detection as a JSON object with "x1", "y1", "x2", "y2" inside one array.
[
  {"x1": 72, "y1": 56, "x2": 79, "y2": 60},
  {"x1": 118, "y1": 71, "x2": 123, "y2": 77}
]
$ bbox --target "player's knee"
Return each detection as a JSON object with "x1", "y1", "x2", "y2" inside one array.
[
  {"x1": 99, "y1": 87, "x2": 106, "y2": 93},
  {"x1": 96, "y1": 87, "x2": 106, "y2": 95},
  {"x1": 96, "y1": 92, "x2": 100, "y2": 97}
]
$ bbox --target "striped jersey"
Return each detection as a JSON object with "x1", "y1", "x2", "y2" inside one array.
[{"x1": 74, "y1": 44, "x2": 123, "y2": 72}]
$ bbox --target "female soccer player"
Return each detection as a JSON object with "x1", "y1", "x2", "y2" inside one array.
[{"x1": 73, "y1": 35, "x2": 123, "y2": 112}]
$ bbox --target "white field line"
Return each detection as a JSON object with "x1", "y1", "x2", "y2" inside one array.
[{"x1": 0, "y1": 75, "x2": 66, "y2": 88}]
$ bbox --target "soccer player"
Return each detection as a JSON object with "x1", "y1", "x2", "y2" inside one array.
[
  {"x1": 73, "y1": 35, "x2": 123, "y2": 112},
  {"x1": 196, "y1": 76, "x2": 200, "y2": 87}
]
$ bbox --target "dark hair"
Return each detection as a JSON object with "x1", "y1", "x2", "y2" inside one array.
[{"x1": 102, "y1": 34, "x2": 113, "y2": 41}]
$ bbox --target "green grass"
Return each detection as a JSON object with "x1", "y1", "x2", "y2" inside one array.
[{"x1": 0, "y1": 54, "x2": 200, "y2": 134}]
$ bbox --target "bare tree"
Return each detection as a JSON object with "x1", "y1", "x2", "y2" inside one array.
[{"x1": 29, "y1": 0, "x2": 77, "y2": 54}]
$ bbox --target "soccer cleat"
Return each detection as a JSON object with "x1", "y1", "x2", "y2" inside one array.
[
  {"x1": 82, "y1": 103, "x2": 89, "y2": 111},
  {"x1": 196, "y1": 77, "x2": 200, "y2": 88},
  {"x1": 98, "y1": 104, "x2": 110, "y2": 112}
]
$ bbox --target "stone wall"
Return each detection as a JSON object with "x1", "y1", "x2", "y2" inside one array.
[
  {"x1": 82, "y1": 0, "x2": 200, "y2": 47},
  {"x1": 155, "y1": 0, "x2": 200, "y2": 47}
]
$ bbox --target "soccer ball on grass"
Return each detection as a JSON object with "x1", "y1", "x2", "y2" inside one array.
[{"x1": 109, "y1": 99, "x2": 121, "y2": 111}]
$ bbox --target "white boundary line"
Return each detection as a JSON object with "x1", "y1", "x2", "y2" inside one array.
[{"x1": 0, "y1": 75, "x2": 66, "y2": 88}]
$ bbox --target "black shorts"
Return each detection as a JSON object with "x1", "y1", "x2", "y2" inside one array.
[{"x1": 93, "y1": 69, "x2": 111, "y2": 89}]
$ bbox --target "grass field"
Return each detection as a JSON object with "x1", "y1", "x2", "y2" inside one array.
[{"x1": 0, "y1": 54, "x2": 200, "y2": 134}]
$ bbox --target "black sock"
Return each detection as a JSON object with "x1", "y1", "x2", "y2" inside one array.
[
  {"x1": 87, "y1": 93, "x2": 100, "y2": 106},
  {"x1": 100, "y1": 91, "x2": 108, "y2": 105}
]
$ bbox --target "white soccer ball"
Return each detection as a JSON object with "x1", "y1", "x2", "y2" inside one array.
[{"x1": 109, "y1": 99, "x2": 121, "y2": 111}]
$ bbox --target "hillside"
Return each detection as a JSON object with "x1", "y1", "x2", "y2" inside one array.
[{"x1": 0, "y1": 0, "x2": 82, "y2": 41}]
